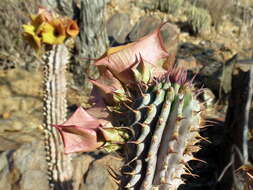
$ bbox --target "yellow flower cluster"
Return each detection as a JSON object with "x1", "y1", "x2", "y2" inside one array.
[{"x1": 23, "y1": 8, "x2": 79, "y2": 50}]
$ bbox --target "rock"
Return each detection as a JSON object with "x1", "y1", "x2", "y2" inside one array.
[
  {"x1": 128, "y1": 16, "x2": 161, "y2": 42},
  {"x1": 0, "y1": 141, "x2": 50, "y2": 190},
  {"x1": 0, "y1": 69, "x2": 43, "y2": 98},
  {"x1": 82, "y1": 154, "x2": 122, "y2": 190},
  {"x1": 0, "y1": 137, "x2": 123, "y2": 190},
  {"x1": 176, "y1": 56, "x2": 198, "y2": 71},
  {"x1": 107, "y1": 13, "x2": 132, "y2": 45},
  {"x1": 20, "y1": 170, "x2": 48, "y2": 190},
  {"x1": 159, "y1": 22, "x2": 180, "y2": 68},
  {"x1": 0, "y1": 69, "x2": 43, "y2": 133},
  {"x1": 72, "y1": 154, "x2": 94, "y2": 190},
  {"x1": 0, "y1": 136, "x2": 20, "y2": 151},
  {"x1": 199, "y1": 54, "x2": 237, "y2": 97},
  {"x1": 177, "y1": 42, "x2": 237, "y2": 97}
]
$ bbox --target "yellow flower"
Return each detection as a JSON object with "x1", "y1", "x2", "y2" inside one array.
[
  {"x1": 65, "y1": 20, "x2": 79, "y2": 37},
  {"x1": 22, "y1": 8, "x2": 79, "y2": 50},
  {"x1": 22, "y1": 24, "x2": 41, "y2": 50},
  {"x1": 37, "y1": 19, "x2": 66, "y2": 45}
]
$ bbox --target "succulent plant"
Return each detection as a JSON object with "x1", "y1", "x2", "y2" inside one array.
[
  {"x1": 54, "y1": 23, "x2": 204, "y2": 189},
  {"x1": 185, "y1": 5, "x2": 212, "y2": 35},
  {"x1": 23, "y1": 8, "x2": 79, "y2": 189},
  {"x1": 156, "y1": 0, "x2": 184, "y2": 14}
]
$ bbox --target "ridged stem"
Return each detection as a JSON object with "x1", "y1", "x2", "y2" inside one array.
[{"x1": 43, "y1": 45, "x2": 73, "y2": 189}]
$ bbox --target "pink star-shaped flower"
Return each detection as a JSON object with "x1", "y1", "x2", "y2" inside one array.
[{"x1": 53, "y1": 107, "x2": 105, "y2": 154}]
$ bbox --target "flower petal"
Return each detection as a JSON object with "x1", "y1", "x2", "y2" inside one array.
[
  {"x1": 53, "y1": 107, "x2": 109, "y2": 153},
  {"x1": 56, "y1": 125, "x2": 103, "y2": 153},
  {"x1": 50, "y1": 19, "x2": 66, "y2": 37},
  {"x1": 38, "y1": 7, "x2": 52, "y2": 21},
  {"x1": 94, "y1": 23, "x2": 169, "y2": 84},
  {"x1": 62, "y1": 107, "x2": 101, "y2": 128},
  {"x1": 38, "y1": 22, "x2": 66, "y2": 45},
  {"x1": 22, "y1": 24, "x2": 41, "y2": 49},
  {"x1": 65, "y1": 19, "x2": 79, "y2": 37}
]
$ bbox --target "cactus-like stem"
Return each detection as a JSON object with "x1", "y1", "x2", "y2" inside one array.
[
  {"x1": 43, "y1": 44, "x2": 73, "y2": 189},
  {"x1": 118, "y1": 78, "x2": 203, "y2": 190}
]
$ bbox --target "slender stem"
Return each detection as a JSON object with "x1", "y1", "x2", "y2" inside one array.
[
  {"x1": 43, "y1": 45, "x2": 72, "y2": 189},
  {"x1": 243, "y1": 65, "x2": 253, "y2": 164}
]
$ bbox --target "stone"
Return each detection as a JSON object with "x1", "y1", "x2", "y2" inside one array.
[
  {"x1": 128, "y1": 16, "x2": 161, "y2": 42},
  {"x1": 177, "y1": 42, "x2": 237, "y2": 97},
  {"x1": 81, "y1": 154, "x2": 122, "y2": 190},
  {"x1": 107, "y1": 13, "x2": 132, "y2": 45},
  {"x1": 72, "y1": 154, "x2": 94, "y2": 190},
  {"x1": 0, "y1": 141, "x2": 50, "y2": 190},
  {"x1": 9, "y1": 70, "x2": 43, "y2": 98},
  {"x1": 0, "y1": 137, "x2": 123, "y2": 190},
  {"x1": 160, "y1": 22, "x2": 180, "y2": 68},
  {"x1": 176, "y1": 56, "x2": 198, "y2": 71},
  {"x1": 0, "y1": 136, "x2": 20, "y2": 151}
]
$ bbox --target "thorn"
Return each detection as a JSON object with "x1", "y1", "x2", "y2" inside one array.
[
  {"x1": 186, "y1": 145, "x2": 201, "y2": 153},
  {"x1": 160, "y1": 177, "x2": 166, "y2": 184},
  {"x1": 167, "y1": 147, "x2": 177, "y2": 154},
  {"x1": 189, "y1": 127, "x2": 199, "y2": 132},
  {"x1": 136, "y1": 83, "x2": 145, "y2": 97},
  {"x1": 142, "y1": 182, "x2": 148, "y2": 188},
  {"x1": 107, "y1": 107, "x2": 123, "y2": 114},
  {"x1": 184, "y1": 161, "x2": 193, "y2": 171},
  {"x1": 189, "y1": 73, "x2": 198, "y2": 84},
  {"x1": 182, "y1": 171, "x2": 199, "y2": 178},
  {"x1": 160, "y1": 180, "x2": 171, "y2": 185},
  {"x1": 158, "y1": 118, "x2": 164, "y2": 125},
  {"x1": 201, "y1": 124, "x2": 215, "y2": 128},
  {"x1": 195, "y1": 89, "x2": 204, "y2": 97},
  {"x1": 37, "y1": 125, "x2": 44, "y2": 131},
  {"x1": 44, "y1": 146, "x2": 49, "y2": 150},
  {"x1": 197, "y1": 134, "x2": 211, "y2": 143},
  {"x1": 178, "y1": 159, "x2": 188, "y2": 167},
  {"x1": 137, "y1": 122, "x2": 148, "y2": 128},
  {"x1": 205, "y1": 119, "x2": 220, "y2": 125},
  {"x1": 152, "y1": 135, "x2": 158, "y2": 143},
  {"x1": 109, "y1": 175, "x2": 121, "y2": 185},
  {"x1": 200, "y1": 120, "x2": 206, "y2": 126},
  {"x1": 117, "y1": 126, "x2": 135, "y2": 137},
  {"x1": 125, "y1": 157, "x2": 137, "y2": 166},
  {"x1": 171, "y1": 132, "x2": 179, "y2": 141},
  {"x1": 191, "y1": 157, "x2": 207, "y2": 164},
  {"x1": 123, "y1": 102, "x2": 137, "y2": 113},
  {"x1": 171, "y1": 175, "x2": 183, "y2": 180},
  {"x1": 107, "y1": 166, "x2": 120, "y2": 182},
  {"x1": 152, "y1": 77, "x2": 160, "y2": 86},
  {"x1": 146, "y1": 168, "x2": 152, "y2": 175},
  {"x1": 162, "y1": 162, "x2": 168, "y2": 170},
  {"x1": 123, "y1": 170, "x2": 139, "y2": 175},
  {"x1": 145, "y1": 153, "x2": 153, "y2": 161},
  {"x1": 184, "y1": 164, "x2": 193, "y2": 174},
  {"x1": 192, "y1": 110, "x2": 201, "y2": 115},
  {"x1": 176, "y1": 116, "x2": 185, "y2": 121},
  {"x1": 127, "y1": 140, "x2": 141, "y2": 144}
]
